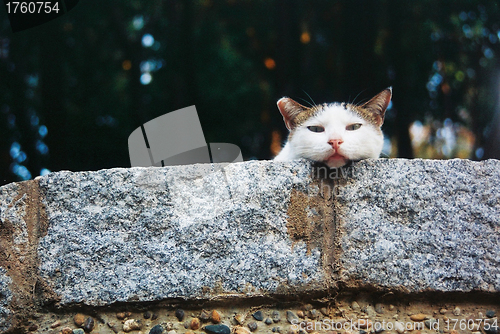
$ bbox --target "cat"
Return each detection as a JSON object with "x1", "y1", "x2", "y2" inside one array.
[{"x1": 274, "y1": 88, "x2": 392, "y2": 168}]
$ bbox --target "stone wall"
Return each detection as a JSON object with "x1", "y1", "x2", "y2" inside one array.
[{"x1": 0, "y1": 159, "x2": 499, "y2": 333}]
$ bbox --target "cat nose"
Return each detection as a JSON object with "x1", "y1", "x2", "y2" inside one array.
[{"x1": 328, "y1": 139, "x2": 343, "y2": 149}]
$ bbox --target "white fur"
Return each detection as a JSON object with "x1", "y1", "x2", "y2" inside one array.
[{"x1": 274, "y1": 103, "x2": 383, "y2": 168}]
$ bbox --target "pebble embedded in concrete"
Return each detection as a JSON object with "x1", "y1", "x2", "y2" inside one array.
[
  {"x1": 248, "y1": 321, "x2": 258, "y2": 331},
  {"x1": 212, "y1": 310, "x2": 221, "y2": 323},
  {"x1": 309, "y1": 309, "x2": 319, "y2": 319},
  {"x1": 410, "y1": 313, "x2": 427, "y2": 321},
  {"x1": 123, "y1": 318, "x2": 142, "y2": 332},
  {"x1": 395, "y1": 321, "x2": 405, "y2": 334},
  {"x1": 285, "y1": 311, "x2": 296, "y2": 324},
  {"x1": 425, "y1": 318, "x2": 438, "y2": 330},
  {"x1": 149, "y1": 324, "x2": 164, "y2": 334},
  {"x1": 190, "y1": 318, "x2": 201, "y2": 330},
  {"x1": 375, "y1": 303, "x2": 384, "y2": 314},
  {"x1": 272, "y1": 311, "x2": 281, "y2": 323},
  {"x1": 234, "y1": 314, "x2": 246, "y2": 325},
  {"x1": 82, "y1": 317, "x2": 94, "y2": 333},
  {"x1": 205, "y1": 324, "x2": 231, "y2": 334},
  {"x1": 252, "y1": 311, "x2": 263, "y2": 322},
  {"x1": 176, "y1": 309, "x2": 185, "y2": 321},
  {"x1": 61, "y1": 327, "x2": 72, "y2": 334},
  {"x1": 165, "y1": 322, "x2": 174, "y2": 331},
  {"x1": 200, "y1": 309, "x2": 211, "y2": 322},
  {"x1": 73, "y1": 314, "x2": 85, "y2": 327}
]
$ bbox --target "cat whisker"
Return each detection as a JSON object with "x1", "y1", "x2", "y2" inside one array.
[
  {"x1": 349, "y1": 89, "x2": 368, "y2": 106},
  {"x1": 301, "y1": 89, "x2": 317, "y2": 108},
  {"x1": 297, "y1": 98, "x2": 315, "y2": 108}
]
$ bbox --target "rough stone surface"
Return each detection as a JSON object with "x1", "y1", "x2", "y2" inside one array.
[
  {"x1": 37, "y1": 161, "x2": 322, "y2": 306},
  {"x1": 336, "y1": 159, "x2": 500, "y2": 292},
  {"x1": 0, "y1": 158, "x2": 499, "y2": 333},
  {"x1": 0, "y1": 268, "x2": 12, "y2": 333}
]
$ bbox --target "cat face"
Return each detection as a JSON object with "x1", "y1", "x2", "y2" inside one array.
[{"x1": 276, "y1": 88, "x2": 391, "y2": 168}]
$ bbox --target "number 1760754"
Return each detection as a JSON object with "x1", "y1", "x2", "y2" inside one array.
[{"x1": 5, "y1": 1, "x2": 60, "y2": 14}]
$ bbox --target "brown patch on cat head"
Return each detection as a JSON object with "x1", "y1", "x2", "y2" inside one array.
[
  {"x1": 278, "y1": 87, "x2": 391, "y2": 130},
  {"x1": 348, "y1": 87, "x2": 392, "y2": 127},
  {"x1": 277, "y1": 98, "x2": 323, "y2": 130}
]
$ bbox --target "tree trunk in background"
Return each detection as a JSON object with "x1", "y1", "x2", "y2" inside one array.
[
  {"x1": 388, "y1": 1, "x2": 415, "y2": 159},
  {"x1": 179, "y1": 0, "x2": 196, "y2": 107},
  {"x1": 275, "y1": 0, "x2": 301, "y2": 98},
  {"x1": 483, "y1": 108, "x2": 500, "y2": 159},
  {"x1": 273, "y1": 0, "x2": 302, "y2": 158},
  {"x1": 38, "y1": 25, "x2": 66, "y2": 172},
  {"x1": 396, "y1": 117, "x2": 414, "y2": 158},
  {"x1": 483, "y1": 63, "x2": 500, "y2": 159},
  {"x1": 165, "y1": 0, "x2": 196, "y2": 110}
]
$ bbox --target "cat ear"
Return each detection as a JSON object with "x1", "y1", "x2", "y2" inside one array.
[
  {"x1": 277, "y1": 97, "x2": 309, "y2": 130},
  {"x1": 360, "y1": 87, "x2": 392, "y2": 126}
]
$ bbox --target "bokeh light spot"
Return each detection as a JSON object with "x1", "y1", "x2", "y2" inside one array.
[
  {"x1": 140, "y1": 73, "x2": 152, "y2": 85},
  {"x1": 300, "y1": 32, "x2": 311, "y2": 44},
  {"x1": 122, "y1": 60, "x2": 132, "y2": 70},
  {"x1": 264, "y1": 57, "x2": 276, "y2": 70},
  {"x1": 142, "y1": 34, "x2": 154, "y2": 47},
  {"x1": 40, "y1": 168, "x2": 51, "y2": 176}
]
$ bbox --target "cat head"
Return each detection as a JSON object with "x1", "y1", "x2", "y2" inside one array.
[{"x1": 277, "y1": 88, "x2": 392, "y2": 168}]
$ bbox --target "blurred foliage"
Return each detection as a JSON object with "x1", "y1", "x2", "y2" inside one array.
[{"x1": 1, "y1": 0, "x2": 500, "y2": 185}]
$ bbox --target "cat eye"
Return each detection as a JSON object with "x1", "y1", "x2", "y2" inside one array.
[
  {"x1": 307, "y1": 126, "x2": 325, "y2": 133},
  {"x1": 346, "y1": 123, "x2": 362, "y2": 131}
]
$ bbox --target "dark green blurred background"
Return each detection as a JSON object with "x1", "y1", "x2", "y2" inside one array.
[{"x1": 1, "y1": 0, "x2": 500, "y2": 186}]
